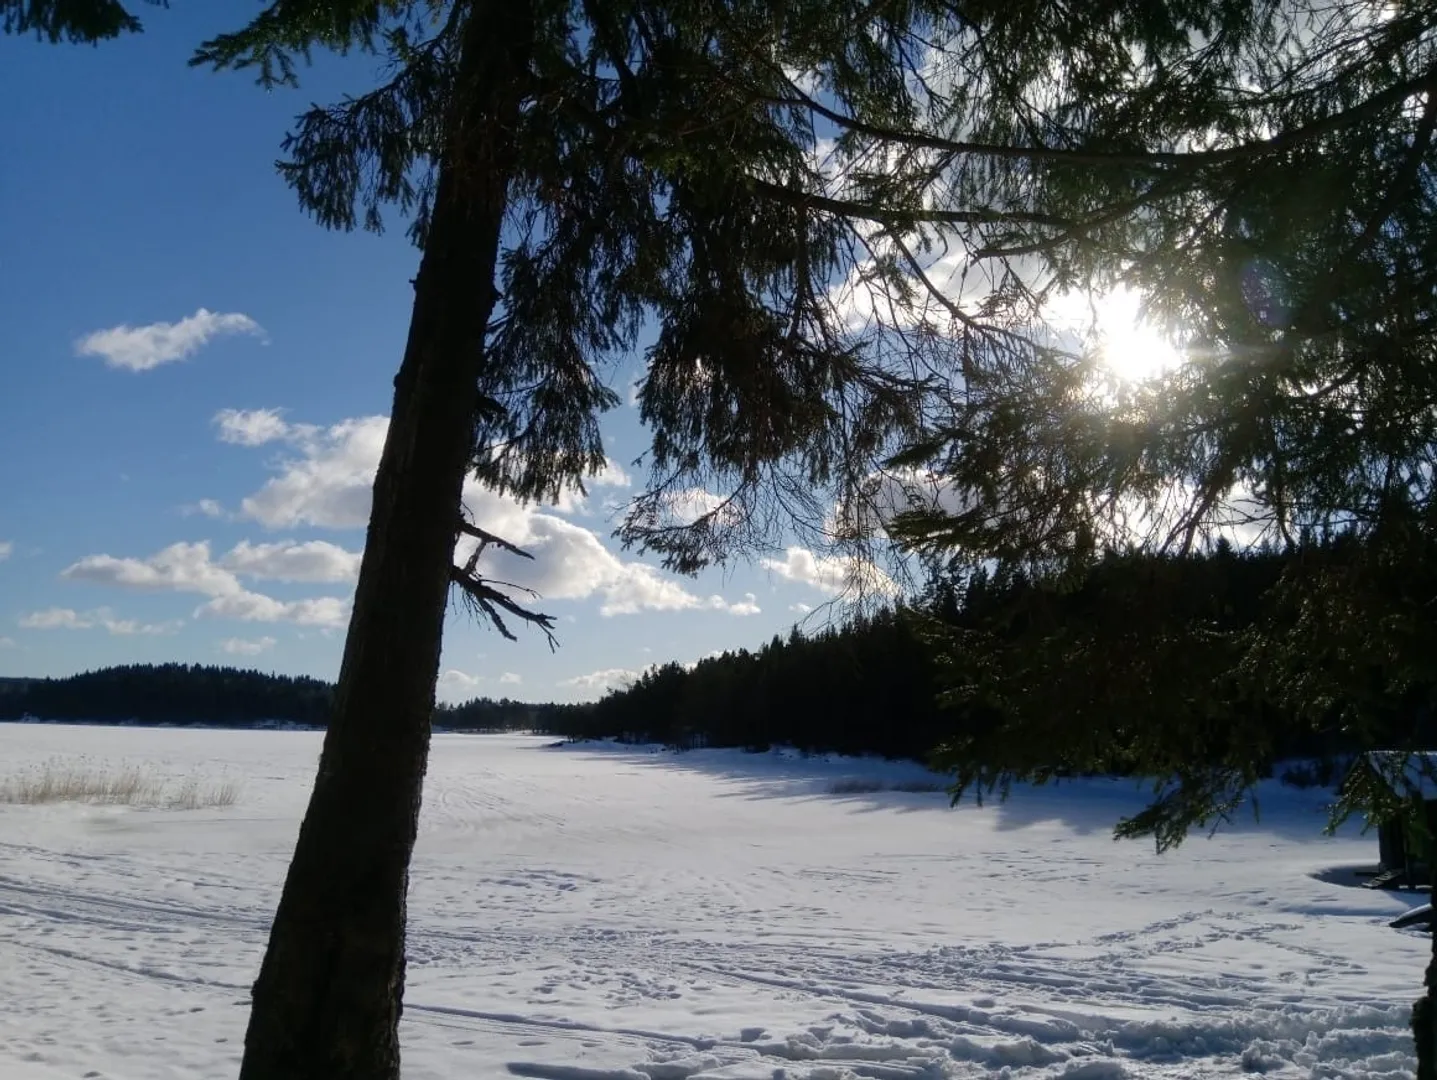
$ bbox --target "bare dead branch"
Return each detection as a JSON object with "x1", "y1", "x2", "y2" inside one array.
[
  {"x1": 450, "y1": 565, "x2": 558, "y2": 650},
  {"x1": 457, "y1": 518, "x2": 535, "y2": 560}
]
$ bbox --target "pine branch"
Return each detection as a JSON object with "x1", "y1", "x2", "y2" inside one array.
[
  {"x1": 1349, "y1": 89, "x2": 1437, "y2": 257},
  {"x1": 190, "y1": 0, "x2": 409, "y2": 88},
  {"x1": 764, "y1": 53, "x2": 1437, "y2": 174}
]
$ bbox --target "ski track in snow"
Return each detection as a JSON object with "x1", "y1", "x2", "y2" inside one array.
[{"x1": 0, "y1": 728, "x2": 1426, "y2": 1079}]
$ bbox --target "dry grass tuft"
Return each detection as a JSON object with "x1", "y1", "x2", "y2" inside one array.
[{"x1": 0, "y1": 760, "x2": 240, "y2": 809}]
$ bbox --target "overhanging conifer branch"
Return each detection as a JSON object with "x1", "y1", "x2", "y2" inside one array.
[
  {"x1": 764, "y1": 60, "x2": 1437, "y2": 172},
  {"x1": 745, "y1": 175, "x2": 1070, "y2": 228}
]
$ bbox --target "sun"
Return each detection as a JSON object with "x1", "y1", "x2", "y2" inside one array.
[{"x1": 1092, "y1": 287, "x2": 1183, "y2": 384}]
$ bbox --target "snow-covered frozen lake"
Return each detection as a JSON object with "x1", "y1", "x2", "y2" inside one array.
[{"x1": 0, "y1": 726, "x2": 1425, "y2": 1079}]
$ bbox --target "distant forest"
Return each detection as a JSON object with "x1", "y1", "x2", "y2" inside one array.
[
  {"x1": 4, "y1": 545, "x2": 1424, "y2": 768},
  {"x1": 561, "y1": 607, "x2": 943, "y2": 759},
  {"x1": 0, "y1": 664, "x2": 580, "y2": 733},
  {"x1": 556, "y1": 542, "x2": 1433, "y2": 770}
]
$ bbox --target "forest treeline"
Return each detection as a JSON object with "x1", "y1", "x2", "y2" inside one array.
[
  {"x1": 558, "y1": 607, "x2": 944, "y2": 759},
  {"x1": 557, "y1": 540, "x2": 1436, "y2": 771},
  {"x1": 0, "y1": 663, "x2": 580, "y2": 732}
]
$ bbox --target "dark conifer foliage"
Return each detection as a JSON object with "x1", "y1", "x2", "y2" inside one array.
[
  {"x1": 566, "y1": 543, "x2": 1432, "y2": 774},
  {"x1": 923, "y1": 542, "x2": 1437, "y2": 838},
  {"x1": 1, "y1": 0, "x2": 160, "y2": 42},
  {"x1": 566, "y1": 609, "x2": 944, "y2": 760}
]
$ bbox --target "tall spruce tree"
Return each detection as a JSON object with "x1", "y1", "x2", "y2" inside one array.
[{"x1": 185, "y1": 2, "x2": 955, "y2": 1076}]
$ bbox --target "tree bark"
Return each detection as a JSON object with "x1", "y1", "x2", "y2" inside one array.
[
  {"x1": 1419, "y1": 973, "x2": 1435, "y2": 1080},
  {"x1": 237, "y1": 4, "x2": 533, "y2": 1078},
  {"x1": 1419, "y1": 883, "x2": 1437, "y2": 1080}
]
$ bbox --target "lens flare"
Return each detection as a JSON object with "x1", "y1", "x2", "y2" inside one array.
[{"x1": 1094, "y1": 287, "x2": 1182, "y2": 384}]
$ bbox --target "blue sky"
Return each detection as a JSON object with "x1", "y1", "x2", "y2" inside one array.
[{"x1": 0, "y1": 3, "x2": 860, "y2": 702}]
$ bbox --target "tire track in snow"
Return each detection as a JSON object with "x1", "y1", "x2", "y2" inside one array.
[
  {"x1": 529, "y1": 924, "x2": 1414, "y2": 1080},
  {"x1": 2, "y1": 865, "x2": 1414, "y2": 1080}
]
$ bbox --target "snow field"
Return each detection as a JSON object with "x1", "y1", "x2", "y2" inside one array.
[{"x1": 0, "y1": 726, "x2": 1426, "y2": 1079}]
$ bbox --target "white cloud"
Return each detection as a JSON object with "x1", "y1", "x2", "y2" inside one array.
[
  {"x1": 77, "y1": 308, "x2": 264, "y2": 372},
  {"x1": 560, "y1": 667, "x2": 642, "y2": 694},
  {"x1": 182, "y1": 499, "x2": 227, "y2": 519},
  {"x1": 219, "y1": 636, "x2": 276, "y2": 656},
  {"x1": 548, "y1": 456, "x2": 634, "y2": 517},
  {"x1": 790, "y1": 602, "x2": 813, "y2": 614},
  {"x1": 62, "y1": 539, "x2": 360, "y2": 592},
  {"x1": 761, "y1": 546, "x2": 897, "y2": 597},
  {"x1": 597, "y1": 565, "x2": 714, "y2": 616},
  {"x1": 437, "y1": 669, "x2": 484, "y2": 703},
  {"x1": 213, "y1": 407, "x2": 306, "y2": 447},
  {"x1": 664, "y1": 488, "x2": 732, "y2": 526},
  {"x1": 836, "y1": 468, "x2": 968, "y2": 539},
  {"x1": 0, "y1": 637, "x2": 14, "y2": 648},
  {"x1": 19, "y1": 608, "x2": 92, "y2": 630},
  {"x1": 762, "y1": 547, "x2": 849, "y2": 594},
  {"x1": 60, "y1": 540, "x2": 353, "y2": 628},
  {"x1": 727, "y1": 592, "x2": 761, "y2": 617},
  {"x1": 827, "y1": 242, "x2": 1009, "y2": 337},
  {"x1": 18, "y1": 607, "x2": 178, "y2": 635},
  {"x1": 220, "y1": 540, "x2": 361, "y2": 583},
  {"x1": 62, "y1": 541, "x2": 241, "y2": 597},
  {"x1": 435, "y1": 668, "x2": 520, "y2": 702},
  {"x1": 457, "y1": 510, "x2": 759, "y2": 618},
  {"x1": 0, "y1": 541, "x2": 11, "y2": 562},
  {"x1": 196, "y1": 591, "x2": 349, "y2": 629},
  {"x1": 235, "y1": 415, "x2": 388, "y2": 529},
  {"x1": 590, "y1": 458, "x2": 631, "y2": 489},
  {"x1": 217, "y1": 409, "x2": 757, "y2": 618}
]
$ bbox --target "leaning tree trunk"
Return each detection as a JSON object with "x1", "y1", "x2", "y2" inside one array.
[
  {"x1": 1415, "y1": 802, "x2": 1437, "y2": 1079},
  {"x1": 237, "y1": 5, "x2": 533, "y2": 1079},
  {"x1": 1418, "y1": 844, "x2": 1437, "y2": 1080},
  {"x1": 1418, "y1": 930, "x2": 1437, "y2": 1080}
]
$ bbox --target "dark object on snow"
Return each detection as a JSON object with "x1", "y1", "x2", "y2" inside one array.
[
  {"x1": 1365, "y1": 867, "x2": 1416, "y2": 891},
  {"x1": 1392, "y1": 903, "x2": 1434, "y2": 931},
  {"x1": 1344, "y1": 751, "x2": 1437, "y2": 889}
]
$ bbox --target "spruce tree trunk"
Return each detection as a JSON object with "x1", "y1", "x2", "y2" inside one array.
[
  {"x1": 1419, "y1": 897, "x2": 1437, "y2": 1080},
  {"x1": 237, "y1": 4, "x2": 532, "y2": 1078}
]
